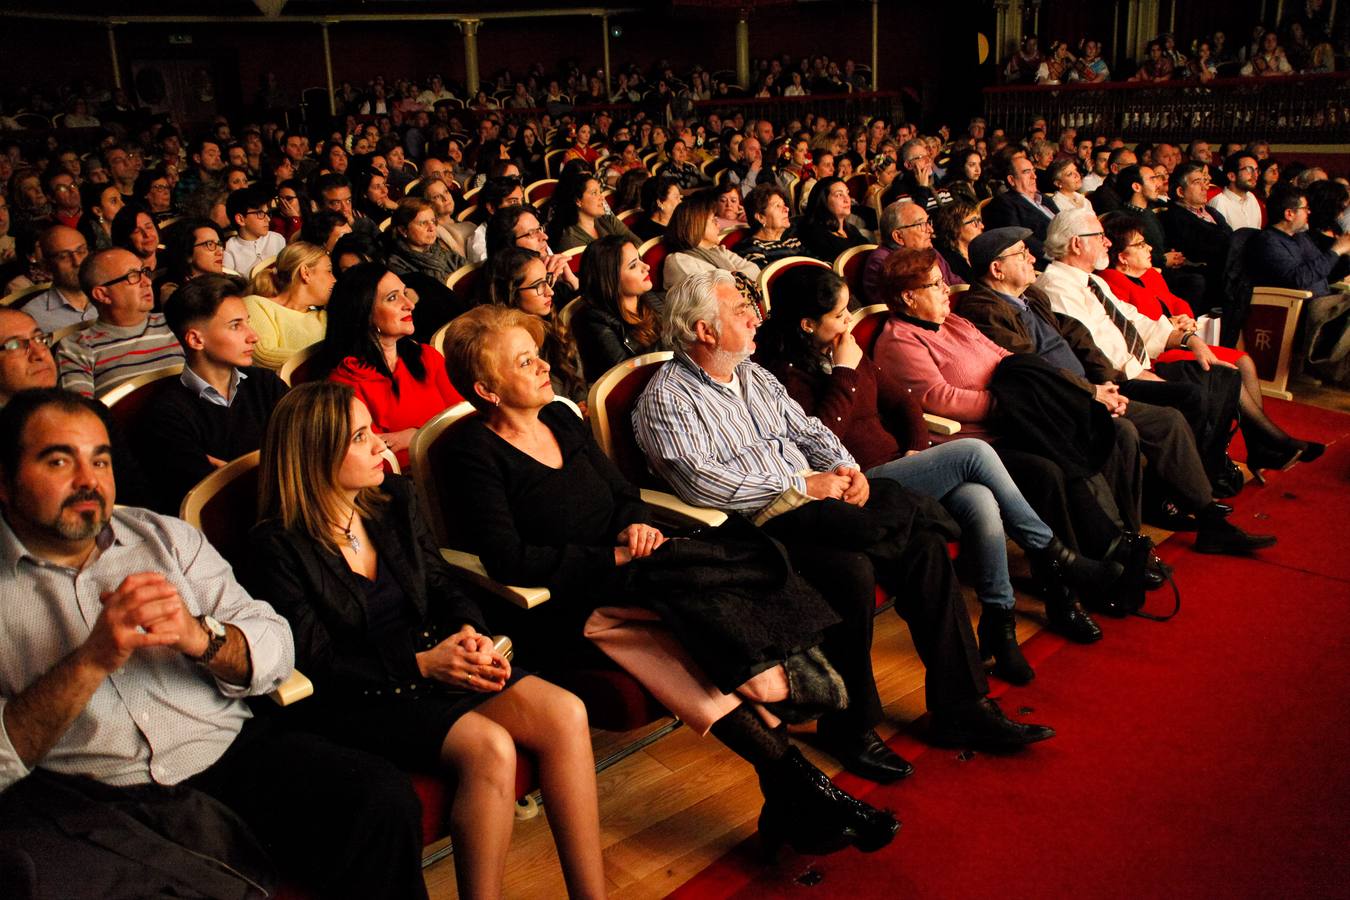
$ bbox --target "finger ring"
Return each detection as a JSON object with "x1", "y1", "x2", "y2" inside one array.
[{"x1": 465, "y1": 673, "x2": 474, "y2": 683}]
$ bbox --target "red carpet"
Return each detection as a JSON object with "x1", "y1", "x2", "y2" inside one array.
[{"x1": 671, "y1": 401, "x2": 1350, "y2": 900}]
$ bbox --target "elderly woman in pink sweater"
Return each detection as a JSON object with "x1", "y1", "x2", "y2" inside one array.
[{"x1": 871, "y1": 247, "x2": 1138, "y2": 617}]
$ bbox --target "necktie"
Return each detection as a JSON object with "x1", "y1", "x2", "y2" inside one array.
[{"x1": 1086, "y1": 277, "x2": 1148, "y2": 364}]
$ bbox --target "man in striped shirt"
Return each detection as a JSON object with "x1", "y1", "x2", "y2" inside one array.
[
  {"x1": 55, "y1": 248, "x2": 184, "y2": 398},
  {"x1": 633, "y1": 270, "x2": 1055, "y2": 782}
]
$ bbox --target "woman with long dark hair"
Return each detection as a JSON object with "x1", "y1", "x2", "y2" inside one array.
[
  {"x1": 318, "y1": 262, "x2": 461, "y2": 466},
  {"x1": 797, "y1": 175, "x2": 868, "y2": 261},
  {"x1": 549, "y1": 171, "x2": 639, "y2": 252},
  {"x1": 572, "y1": 235, "x2": 662, "y2": 382}
]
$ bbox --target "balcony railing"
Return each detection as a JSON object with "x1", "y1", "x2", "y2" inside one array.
[{"x1": 983, "y1": 72, "x2": 1350, "y2": 143}]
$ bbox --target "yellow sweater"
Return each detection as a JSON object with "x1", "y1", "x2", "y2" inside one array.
[{"x1": 243, "y1": 294, "x2": 327, "y2": 370}]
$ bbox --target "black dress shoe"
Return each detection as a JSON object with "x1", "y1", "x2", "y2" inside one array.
[
  {"x1": 817, "y1": 728, "x2": 915, "y2": 783},
  {"x1": 1297, "y1": 440, "x2": 1326, "y2": 464},
  {"x1": 929, "y1": 697, "x2": 1056, "y2": 750},
  {"x1": 1144, "y1": 499, "x2": 1198, "y2": 532},
  {"x1": 1045, "y1": 590, "x2": 1103, "y2": 643},
  {"x1": 1194, "y1": 518, "x2": 1277, "y2": 554}
]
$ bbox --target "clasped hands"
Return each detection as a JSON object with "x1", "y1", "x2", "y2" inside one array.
[
  {"x1": 416, "y1": 624, "x2": 511, "y2": 693},
  {"x1": 80, "y1": 572, "x2": 210, "y2": 675},
  {"x1": 805, "y1": 465, "x2": 870, "y2": 506}
]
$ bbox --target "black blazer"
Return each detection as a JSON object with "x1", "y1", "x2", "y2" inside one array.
[
  {"x1": 247, "y1": 476, "x2": 487, "y2": 695},
  {"x1": 571, "y1": 294, "x2": 663, "y2": 383},
  {"x1": 982, "y1": 191, "x2": 1055, "y2": 263}
]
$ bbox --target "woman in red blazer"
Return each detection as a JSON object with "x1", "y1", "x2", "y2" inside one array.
[{"x1": 1098, "y1": 215, "x2": 1322, "y2": 475}]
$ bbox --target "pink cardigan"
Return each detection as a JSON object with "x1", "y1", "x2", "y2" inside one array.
[{"x1": 872, "y1": 312, "x2": 1011, "y2": 441}]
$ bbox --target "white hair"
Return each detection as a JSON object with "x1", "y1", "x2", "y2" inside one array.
[
  {"x1": 1043, "y1": 207, "x2": 1100, "y2": 261},
  {"x1": 663, "y1": 269, "x2": 737, "y2": 350}
]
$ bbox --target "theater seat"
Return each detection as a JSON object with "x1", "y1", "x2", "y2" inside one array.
[
  {"x1": 99, "y1": 365, "x2": 186, "y2": 436},
  {"x1": 832, "y1": 243, "x2": 878, "y2": 305},
  {"x1": 444, "y1": 260, "x2": 484, "y2": 309},
  {"x1": 758, "y1": 255, "x2": 830, "y2": 314},
  {"x1": 1238, "y1": 286, "x2": 1312, "y2": 400},
  {"x1": 720, "y1": 224, "x2": 750, "y2": 249},
  {"x1": 277, "y1": 342, "x2": 322, "y2": 387},
  {"x1": 1, "y1": 282, "x2": 53, "y2": 309},
  {"x1": 637, "y1": 237, "x2": 670, "y2": 291},
  {"x1": 525, "y1": 178, "x2": 558, "y2": 207}
]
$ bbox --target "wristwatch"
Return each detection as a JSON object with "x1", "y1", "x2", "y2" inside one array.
[
  {"x1": 1179, "y1": 330, "x2": 1196, "y2": 349},
  {"x1": 196, "y1": 615, "x2": 227, "y2": 668}
]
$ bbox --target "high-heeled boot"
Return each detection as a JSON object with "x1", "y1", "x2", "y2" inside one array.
[
  {"x1": 757, "y1": 747, "x2": 899, "y2": 856},
  {"x1": 1026, "y1": 536, "x2": 1123, "y2": 593},
  {"x1": 976, "y1": 604, "x2": 1035, "y2": 684},
  {"x1": 1027, "y1": 542, "x2": 1106, "y2": 643}
]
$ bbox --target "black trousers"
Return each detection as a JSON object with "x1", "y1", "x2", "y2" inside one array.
[
  {"x1": 0, "y1": 715, "x2": 427, "y2": 900},
  {"x1": 763, "y1": 499, "x2": 987, "y2": 725},
  {"x1": 1122, "y1": 398, "x2": 1214, "y2": 511}
]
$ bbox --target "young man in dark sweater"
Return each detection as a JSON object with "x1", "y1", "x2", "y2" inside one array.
[{"x1": 146, "y1": 274, "x2": 287, "y2": 514}]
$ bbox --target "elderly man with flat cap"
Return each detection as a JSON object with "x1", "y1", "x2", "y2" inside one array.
[{"x1": 957, "y1": 226, "x2": 1275, "y2": 556}]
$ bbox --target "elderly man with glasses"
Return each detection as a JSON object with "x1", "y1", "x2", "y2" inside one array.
[
  {"x1": 864, "y1": 199, "x2": 964, "y2": 304},
  {"x1": 19, "y1": 226, "x2": 94, "y2": 333},
  {"x1": 55, "y1": 248, "x2": 183, "y2": 398}
]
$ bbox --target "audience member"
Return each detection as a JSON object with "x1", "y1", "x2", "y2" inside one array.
[
  {"x1": 19, "y1": 226, "x2": 94, "y2": 332},
  {"x1": 243, "y1": 241, "x2": 335, "y2": 369},
  {"x1": 57, "y1": 248, "x2": 184, "y2": 397}
]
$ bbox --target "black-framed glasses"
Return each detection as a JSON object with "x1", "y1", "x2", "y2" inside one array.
[
  {"x1": 897, "y1": 218, "x2": 933, "y2": 230},
  {"x1": 1127, "y1": 239, "x2": 1149, "y2": 249},
  {"x1": 996, "y1": 247, "x2": 1032, "y2": 261},
  {"x1": 961, "y1": 216, "x2": 983, "y2": 227},
  {"x1": 100, "y1": 265, "x2": 153, "y2": 287},
  {"x1": 1077, "y1": 231, "x2": 1105, "y2": 239},
  {"x1": 244, "y1": 209, "x2": 270, "y2": 219},
  {"x1": 194, "y1": 239, "x2": 223, "y2": 251},
  {"x1": 519, "y1": 272, "x2": 557, "y2": 293},
  {"x1": 515, "y1": 226, "x2": 546, "y2": 240},
  {"x1": 0, "y1": 331, "x2": 51, "y2": 353}
]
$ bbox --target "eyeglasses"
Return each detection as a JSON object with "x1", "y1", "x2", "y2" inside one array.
[
  {"x1": 515, "y1": 226, "x2": 546, "y2": 240},
  {"x1": 0, "y1": 332, "x2": 51, "y2": 354},
  {"x1": 148, "y1": 184, "x2": 171, "y2": 193},
  {"x1": 244, "y1": 209, "x2": 270, "y2": 219},
  {"x1": 961, "y1": 216, "x2": 982, "y2": 227},
  {"x1": 278, "y1": 193, "x2": 299, "y2": 203},
  {"x1": 995, "y1": 247, "x2": 1032, "y2": 261},
  {"x1": 194, "y1": 239, "x2": 223, "y2": 251},
  {"x1": 1077, "y1": 231, "x2": 1106, "y2": 239},
  {"x1": 100, "y1": 265, "x2": 153, "y2": 287},
  {"x1": 897, "y1": 218, "x2": 933, "y2": 230},
  {"x1": 1127, "y1": 239, "x2": 1149, "y2": 249},
  {"x1": 915, "y1": 278, "x2": 947, "y2": 291},
  {"x1": 47, "y1": 246, "x2": 89, "y2": 265},
  {"x1": 519, "y1": 272, "x2": 557, "y2": 293}
]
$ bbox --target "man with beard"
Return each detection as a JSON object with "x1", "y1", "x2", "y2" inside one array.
[
  {"x1": 0, "y1": 389, "x2": 426, "y2": 899},
  {"x1": 1207, "y1": 152, "x2": 1264, "y2": 231}
]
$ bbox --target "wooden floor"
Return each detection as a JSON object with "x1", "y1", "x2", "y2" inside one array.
[{"x1": 423, "y1": 377, "x2": 1348, "y2": 900}]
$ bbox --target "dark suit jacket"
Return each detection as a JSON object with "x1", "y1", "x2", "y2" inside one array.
[
  {"x1": 1159, "y1": 204, "x2": 1232, "y2": 272},
  {"x1": 958, "y1": 281, "x2": 1126, "y2": 387},
  {"x1": 982, "y1": 191, "x2": 1054, "y2": 263},
  {"x1": 247, "y1": 476, "x2": 488, "y2": 695}
]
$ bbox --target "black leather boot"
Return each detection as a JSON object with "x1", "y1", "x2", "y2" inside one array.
[
  {"x1": 758, "y1": 747, "x2": 899, "y2": 856},
  {"x1": 1027, "y1": 536, "x2": 1124, "y2": 593},
  {"x1": 1028, "y1": 546, "x2": 1105, "y2": 643},
  {"x1": 977, "y1": 604, "x2": 1034, "y2": 684}
]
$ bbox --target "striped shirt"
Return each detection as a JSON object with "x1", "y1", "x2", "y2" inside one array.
[
  {"x1": 0, "y1": 508, "x2": 294, "y2": 790},
  {"x1": 55, "y1": 312, "x2": 185, "y2": 398},
  {"x1": 632, "y1": 352, "x2": 856, "y2": 515}
]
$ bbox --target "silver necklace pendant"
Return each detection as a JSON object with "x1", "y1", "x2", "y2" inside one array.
[{"x1": 344, "y1": 530, "x2": 362, "y2": 554}]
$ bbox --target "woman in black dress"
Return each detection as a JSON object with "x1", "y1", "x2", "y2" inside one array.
[
  {"x1": 440, "y1": 305, "x2": 898, "y2": 857},
  {"x1": 797, "y1": 175, "x2": 868, "y2": 262},
  {"x1": 248, "y1": 381, "x2": 605, "y2": 900}
]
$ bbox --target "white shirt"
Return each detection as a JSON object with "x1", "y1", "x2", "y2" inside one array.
[
  {"x1": 1207, "y1": 187, "x2": 1262, "y2": 231},
  {"x1": 466, "y1": 222, "x2": 488, "y2": 265},
  {"x1": 222, "y1": 231, "x2": 286, "y2": 279},
  {"x1": 1082, "y1": 172, "x2": 1106, "y2": 193},
  {"x1": 1050, "y1": 190, "x2": 1090, "y2": 213},
  {"x1": 1034, "y1": 261, "x2": 1173, "y2": 380}
]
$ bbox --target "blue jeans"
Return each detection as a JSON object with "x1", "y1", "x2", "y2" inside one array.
[{"x1": 866, "y1": 439, "x2": 1054, "y2": 610}]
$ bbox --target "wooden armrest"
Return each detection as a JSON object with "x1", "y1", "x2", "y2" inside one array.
[
  {"x1": 440, "y1": 548, "x2": 551, "y2": 609},
  {"x1": 268, "y1": 670, "x2": 314, "y2": 706},
  {"x1": 923, "y1": 413, "x2": 961, "y2": 435},
  {"x1": 1329, "y1": 281, "x2": 1349, "y2": 293},
  {"x1": 640, "y1": 489, "x2": 729, "y2": 527}
]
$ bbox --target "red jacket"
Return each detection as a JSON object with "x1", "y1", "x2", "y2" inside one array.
[
  {"x1": 1096, "y1": 267, "x2": 1243, "y2": 365},
  {"x1": 329, "y1": 342, "x2": 462, "y2": 467}
]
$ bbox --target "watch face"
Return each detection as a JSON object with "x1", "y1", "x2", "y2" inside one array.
[{"x1": 202, "y1": 615, "x2": 227, "y2": 638}]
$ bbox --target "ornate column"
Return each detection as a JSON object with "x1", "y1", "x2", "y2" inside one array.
[
  {"x1": 106, "y1": 23, "x2": 123, "y2": 91},
  {"x1": 735, "y1": 8, "x2": 750, "y2": 90},
  {"x1": 458, "y1": 18, "x2": 482, "y2": 96},
  {"x1": 321, "y1": 22, "x2": 336, "y2": 116}
]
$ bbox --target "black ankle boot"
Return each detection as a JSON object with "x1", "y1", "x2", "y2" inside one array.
[
  {"x1": 758, "y1": 747, "x2": 899, "y2": 856},
  {"x1": 1042, "y1": 584, "x2": 1103, "y2": 643},
  {"x1": 977, "y1": 605, "x2": 1034, "y2": 684},
  {"x1": 1028, "y1": 536, "x2": 1124, "y2": 593}
]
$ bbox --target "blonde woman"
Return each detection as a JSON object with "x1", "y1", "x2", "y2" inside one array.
[
  {"x1": 243, "y1": 241, "x2": 336, "y2": 369},
  {"x1": 249, "y1": 381, "x2": 605, "y2": 900}
]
